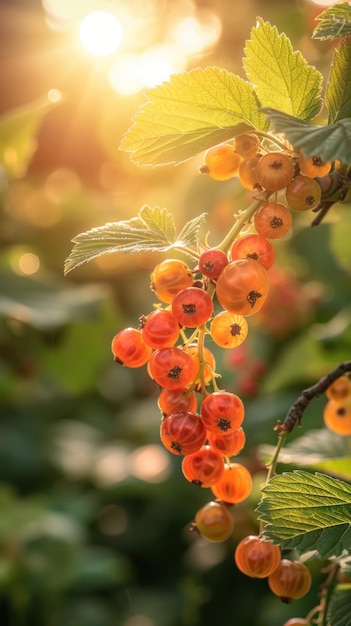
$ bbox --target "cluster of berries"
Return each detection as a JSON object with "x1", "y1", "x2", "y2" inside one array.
[
  {"x1": 110, "y1": 133, "x2": 330, "y2": 610},
  {"x1": 324, "y1": 374, "x2": 351, "y2": 435},
  {"x1": 234, "y1": 534, "x2": 312, "y2": 606}
]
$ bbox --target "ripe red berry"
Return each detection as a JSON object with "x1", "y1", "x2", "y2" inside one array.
[
  {"x1": 148, "y1": 347, "x2": 196, "y2": 390},
  {"x1": 268, "y1": 559, "x2": 312, "y2": 603},
  {"x1": 182, "y1": 445, "x2": 225, "y2": 487},
  {"x1": 150, "y1": 259, "x2": 193, "y2": 304},
  {"x1": 254, "y1": 202, "x2": 292, "y2": 239},
  {"x1": 298, "y1": 152, "x2": 331, "y2": 178},
  {"x1": 141, "y1": 309, "x2": 180, "y2": 349},
  {"x1": 255, "y1": 152, "x2": 294, "y2": 191},
  {"x1": 185, "y1": 344, "x2": 216, "y2": 387},
  {"x1": 285, "y1": 175, "x2": 322, "y2": 211},
  {"x1": 325, "y1": 375, "x2": 351, "y2": 401},
  {"x1": 194, "y1": 500, "x2": 234, "y2": 542},
  {"x1": 158, "y1": 388, "x2": 198, "y2": 417},
  {"x1": 323, "y1": 397, "x2": 351, "y2": 435},
  {"x1": 210, "y1": 311, "x2": 248, "y2": 349},
  {"x1": 234, "y1": 535, "x2": 281, "y2": 578},
  {"x1": 231, "y1": 234, "x2": 275, "y2": 270},
  {"x1": 211, "y1": 462, "x2": 252, "y2": 504},
  {"x1": 160, "y1": 411, "x2": 206, "y2": 455},
  {"x1": 198, "y1": 248, "x2": 229, "y2": 279},
  {"x1": 215, "y1": 259, "x2": 269, "y2": 316},
  {"x1": 233, "y1": 133, "x2": 260, "y2": 158},
  {"x1": 239, "y1": 156, "x2": 260, "y2": 190},
  {"x1": 200, "y1": 143, "x2": 242, "y2": 181},
  {"x1": 171, "y1": 287, "x2": 213, "y2": 328},
  {"x1": 111, "y1": 327, "x2": 152, "y2": 368},
  {"x1": 206, "y1": 427, "x2": 246, "y2": 457},
  {"x1": 201, "y1": 391, "x2": 244, "y2": 434}
]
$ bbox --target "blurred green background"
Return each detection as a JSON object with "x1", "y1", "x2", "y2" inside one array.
[{"x1": 0, "y1": 1, "x2": 350, "y2": 625}]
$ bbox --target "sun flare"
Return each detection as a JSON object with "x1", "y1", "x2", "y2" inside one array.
[{"x1": 78, "y1": 11, "x2": 123, "y2": 57}]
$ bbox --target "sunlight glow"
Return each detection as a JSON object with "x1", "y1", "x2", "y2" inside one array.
[
  {"x1": 78, "y1": 11, "x2": 123, "y2": 57},
  {"x1": 172, "y1": 12, "x2": 222, "y2": 54}
]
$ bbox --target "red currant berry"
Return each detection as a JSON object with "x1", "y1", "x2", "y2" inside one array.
[
  {"x1": 148, "y1": 347, "x2": 196, "y2": 390},
  {"x1": 216, "y1": 259, "x2": 269, "y2": 316},
  {"x1": 201, "y1": 391, "x2": 244, "y2": 434},
  {"x1": 185, "y1": 344, "x2": 216, "y2": 387},
  {"x1": 171, "y1": 287, "x2": 213, "y2": 328},
  {"x1": 254, "y1": 202, "x2": 292, "y2": 239},
  {"x1": 283, "y1": 619, "x2": 309, "y2": 626},
  {"x1": 158, "y1": 388, "x2": 198, "y2": 417},
  {"x1": 268, "y1": 559, "x2": 312, "y2": 603},
  {"x1": 182, "y1": 445, "x2": 225, "y2": 487},
  {"x1": 325, "y1": 375, "x2": 351, "y2": 401},
  {"x1": 298, "y1": 152, "x2": 331, "y2": 178},
  {"x1": 141, "y1": 309, "x2": 180, "y2": 349},
  {"x1": 150, "y1": 259, "x2": 193, "y2": 304},
  {"x1": 231, "y1": 234, "x2": 275, "y2": 270},
  {"x1": 111, "y1": 328, "x2": 152, "y2": 368},
  {"x1": 323, "y1": 397, "x2": 351, "y2": 435},
  {"x1": 199, "y1": 248, "x2": 229, "y2": 279},
  {"x1": 234, "y1": 535, "x2": 281, "y2": 578},
  {"x1": 160, "y1": 411, "x2": 206, "y2": 455},
  {"x1": 200, "y1": 143, "x2": 242, "y2": 181},
  {"x1": 206, "y1": 427, "x2": 246, "y2": 457},
  {"x1": 285, "y1": 175, "x2": 322, "y2": 211},
  {"x1": 211, "y1": 462, "x2": 252, "y2": 504},
  {"x1": 255, "y1": 152, "x2": 294, "y2": 191},
  {"x1": 194, "y1": 500, "x2": 234, "y2": 542},
  {"x1": 239, "y1": 156, "x2": 260, "y2": 190},
  {"x1": 233, "y1": 133, "x2": 260, "y2": 158},
  {"x1": 210, "y1": 311, "x2": 248, "y2": 349}
]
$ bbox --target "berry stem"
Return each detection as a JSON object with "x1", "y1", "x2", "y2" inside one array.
[{"x1": 216, "y1": 193, "x2": 271, "y2": 255}]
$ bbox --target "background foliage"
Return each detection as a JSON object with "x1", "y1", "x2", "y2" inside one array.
[{"x1": 0, "y1": 1, "x2": 350, "y2": 625}]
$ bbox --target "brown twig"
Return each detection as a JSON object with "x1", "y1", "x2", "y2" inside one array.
[{"x1": 276, "y1": 360, "x2": 351, "y2": 433}]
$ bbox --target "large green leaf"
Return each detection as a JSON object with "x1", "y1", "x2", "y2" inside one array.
[
  {"x1": 326, "y1": 40, "x2": 351, "y2": 124},
  {"x1": 243, "y1": 18, "x2": 323, "y2": 120},
  {"x1": 261, "y1": 107, "x2": 351, "y2": 163},
  {"x1": 257, "y1": 471, "x2": 351, "y2": 559},
  {"x1": 120, "y1": 66, "x2": 268, "y2": 165},
  {"x1": 328, "y1": 586, "x2": 351, "y2": 626},
  {"x1": 313, "y1": 3, "x2": 351, "y2": 41},
  {"x1": 64, "y1": 206, "x2": 206, "y2": 274},
  {"x1": 259, "y1": 429, "x2": 351, "y2": 481},
  {"x1": 0, "y1": 96, "x2": 58, "y2": 177}
]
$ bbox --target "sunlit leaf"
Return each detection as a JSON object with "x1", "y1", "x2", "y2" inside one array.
[
  {"x1": 243, "y1": 18, "x2": 323, "y2": 120},
  {"x1": 326, "y1": 39, "x2": 351, "y2": 124},
  {"x1": 313, "y1": 3, "x2": 351, "y2": 41},
  {"x1": 120, "y1": 66, "x2": 268, "y2": 165},
  {"x1": 259, "y1": 429, "x2": 351, "y2": 481},
  {"x1": 328, "y1": 586, "x2": 351, "y2": 626},
  {"x1": 64, "y1": 207, "x2": 206, "y2": 274},
  {"x1": 261, "y1": 107, "x2": 351, "y2": 163},
  {"x1": 0, "y1": 96, "x2": 58, "y2": 177},
  {"x1": 258, "y1": 470, "x2": 351, "y2": 559}
]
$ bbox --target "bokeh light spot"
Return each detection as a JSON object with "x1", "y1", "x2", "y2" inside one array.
[{"x1": 78, "y1": 11, "x2": 123, "y2": 57}]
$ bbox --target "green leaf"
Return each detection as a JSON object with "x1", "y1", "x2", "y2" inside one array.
[
  {"x1": 313, "y1": 3, "x2": 351, "y2": 41},
  {"x1": 64, "y1": 206, "x2": 207, "y2": 274},
  {"x1": 120, "y1": 66, "x2": 268, "y2": 166},
  {"x1": 259, "y1": 429, "x2": 351, "y2": 481},
  {"x1": 0, "y1": 96, "x2": 58, "y2": 177},
  {"x1": 243, "y1": 18, "x2": 323, "y2": 120},
  {"x1": 261, "y1": 107, "x2": 351, "y2": 163},
  {"x1": 328, "y1": 586, "x2": 351, "y2": 626},
  {"x1": 326, "y1": 40, "x2": 351, "y2": 124},
  {"x1": 257, "y1": 470, "x2": 351, "y2": 559}
]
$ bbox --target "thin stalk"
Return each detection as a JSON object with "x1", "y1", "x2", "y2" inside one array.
[{"x1": 216, "y1": 193, "x2": 270, "y2": 254}]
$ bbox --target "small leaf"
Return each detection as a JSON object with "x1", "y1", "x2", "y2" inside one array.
[
  {"x1": 313, "y1": 4, "x2": 351, "y2": 41},
  {"x1": 64, "y1": 207, "x2": 206, "y2": 274},
  {"x1": 326, "y1": 39, "x2": 351, "y2": 124},
  {"x1": 257, "y1": 470, "x2": 351, "y2": 559},
  {"x1": 261, "y1": 107, "x2": 351, "y2": 163},
  {"x1": 0, "y1": 96, "x2": 58, "y2": 177},
  {"x1": 327, "y1": 586, "x2": 351, "y2": 626},
  {"x1": 244, "y1": 18, "x2": 323, "y2": 120},
  {"x1": 120, "y1": 66, "x2": 268, "y2": 166}
]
